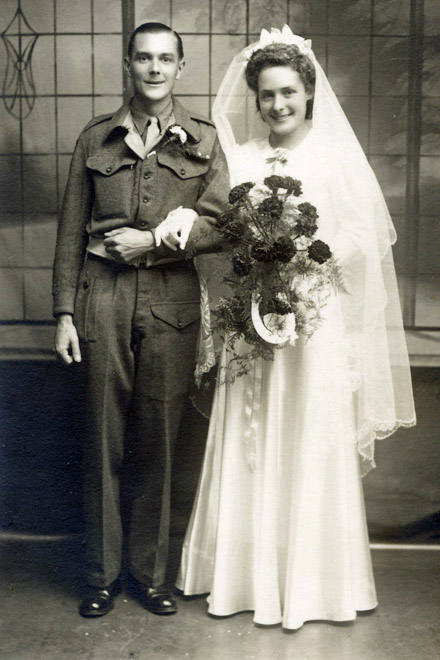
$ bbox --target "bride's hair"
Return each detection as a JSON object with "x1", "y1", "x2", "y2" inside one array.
[{"x1": 245, "y1": 44, "x2": 315, "y2": 117}]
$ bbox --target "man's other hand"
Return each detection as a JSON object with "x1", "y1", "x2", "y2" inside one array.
[
  {"x1": 54, "y1": 314, "x2": 81, "y2": 365},
  {"x1": 103, "y1": 227, "x2": 154, "y2": 263}
]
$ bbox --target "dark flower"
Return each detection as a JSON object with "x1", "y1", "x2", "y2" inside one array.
[
  {"x1": 271, "y1": 236, "x2": 297, "y2": 263},
  {"x1": 308, "y1": 239, "x2": 332, "y2": 264},
  {"x1": 295, "y1": 216, "x2": 318, "y2": 238},
  {"x1": 297, "y1": 202, "x2": 319, "y2": 219},
  {"x1": 216, "y1": 208, "x2": 237, "y2": 229},
  {"x1": 232, "y1": 251, "x2": 253, "y2": 276},
  {"x1": 261, "y1": 296, "x2": 292, "y2": 316},
  {"x1": 264, "y1": 175, "x2": 302, "y2": 197},
  {"x1": 271, "y1": 298, "x2": 293, "y2": 315},
  {"x1": 258, "y1": 196, "x2": 284, "y2": 221},
  {"x1": 220, "y1": 220, "x2": 244, "y2": 242},
  {"x1": 251, "y1": 241, "x2": 271, "y2": 262},
  {"x1": 228, "y1": 182, "x2": 255, "y2": 204},
  {"x1": 288, "y1": 178, "x2": 303, "y2": 197},
  {"x1": 296, "y1": 202, "x2": 319, "y2": 237},
  {"x1": 264, "y1": 175, "x2": 290, "y2": 191}
]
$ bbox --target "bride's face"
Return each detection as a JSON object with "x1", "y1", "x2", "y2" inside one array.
[{"x1": 258, "y1": 66, "x2": 312, "y2": 142}]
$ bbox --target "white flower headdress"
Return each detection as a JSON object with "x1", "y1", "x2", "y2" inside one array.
[{"x1": 244, "y1": 25, "x2": 313, "y2": 60}]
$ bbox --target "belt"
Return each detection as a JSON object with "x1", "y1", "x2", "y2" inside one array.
[{"x1": 86, "y1": 251, "x2": 194, "y2": 272}]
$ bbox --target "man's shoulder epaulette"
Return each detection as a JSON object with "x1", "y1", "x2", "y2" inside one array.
[
  {"x1": 188, "y1": 112, "x2": 215, "y2": 129},
  {"x1": 82, "y1": 113, "x2": 114, "y2": 133}
]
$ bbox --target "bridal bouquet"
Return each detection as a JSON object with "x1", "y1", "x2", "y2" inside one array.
[{"x1": 213, "y1": 175, "x2": 343, "y2": 379}]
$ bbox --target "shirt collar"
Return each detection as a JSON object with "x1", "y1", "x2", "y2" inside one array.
[{"x1": 130, "y1": 96, "x2": 174, "y2": 136}]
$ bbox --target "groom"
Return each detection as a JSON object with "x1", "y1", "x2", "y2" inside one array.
[{"x1": 53, "y1": 22, "x2": 228, "y2": 617}]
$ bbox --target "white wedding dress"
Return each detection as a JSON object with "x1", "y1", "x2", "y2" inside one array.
[{"x1": 177, "y1": 134, "x2": 379, "y2": 629}]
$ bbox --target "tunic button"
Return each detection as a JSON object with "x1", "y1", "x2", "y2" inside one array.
[
  {"x1": 143, "y1": 196, "x2": 149, "y2": 203},
  {"x1": 177, "y1": 320, "x2": 183, "y2": 328},
  {"x1": 180, "y1": 168, "x2": 186, "y2": 175},
  {"x1": 105, "y1": 166, "x2": 112, "y2": 173},
  {"x1": 83, "y1": 281, "x2": 89, "y2": 290},
  {"x1": 143, "y1": 172, "x2": 151, "y2": 179},
  {"x1": 138, "y1": 220, "x2": 147, "y2": 228}
]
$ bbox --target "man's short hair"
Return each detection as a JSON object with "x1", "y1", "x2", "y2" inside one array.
[{"x1": 127, "y1": 22, "x2": 184, "y2": 60}]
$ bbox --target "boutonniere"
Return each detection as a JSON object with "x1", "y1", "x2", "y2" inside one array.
[
  {"x1": 161, "y1": 124, "x2": 211, "y2": 162},
  {"x1": 168, "y1": 124, "x2": 187, "y2": 144}
]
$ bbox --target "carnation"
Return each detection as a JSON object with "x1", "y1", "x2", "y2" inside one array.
[
  {"x1": 271, "y1": 236, "x2": 297, "y2": 263},
  {"x1": 295, "y1": 216, "x2": 318, "y2": 238},
  {"x1": 288, "y1": 178, "x2": 303, "y2": 197},
  {"x1": 232, "y1": 251, "x2": 253, "y2": 276},
  {"x1": 295, "y1": 201, "x2": 318, "y2": 238},
  {"x1": 297, "y1": 202, "x2": 319, "y2": 219},
  {"x1": 169, "y1": 125, "x2": 187, "y2": 144},
  {"x1": 308, "y1": 239, "x2": 332, "y2": 264},
  {"x1": 258, "y1": 196, "x2": 284, "y2": 221},
  {"x1": 271, "y1": 298, "x2": 293, "y2": 315},
  {"x1": 216, "y1": 208, "x2": 237, "y2": 228},
  {"x1": 228, "y1": 182, "x2": 255, "y2": 204},
  {"x1": 221, "y1": 220, "x2": 245, "y2": 242},
  {"x1": 264, "y1": 175, "x2": 291, "y2": 191},
  {"x1": 264, "y1": 175, "x2": 302, "y2": 197}
]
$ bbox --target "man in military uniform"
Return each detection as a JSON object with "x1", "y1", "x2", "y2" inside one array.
[{"x1": 53, "y1": 23, "x2": 228, "y2": 617}]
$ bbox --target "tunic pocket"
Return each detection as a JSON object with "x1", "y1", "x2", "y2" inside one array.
[
  {"x1": 86, "y1": 153, "x2": 137, "y2": 220},
  {"x1": 150, "y1": 301, "x2": 200, "y2": 329},
  {"x1": 147, "y1": 301, "x2": 201, "y2": 400},
  {"x1": 156, "y1": 151, "x2": 210, "y2": 180}
]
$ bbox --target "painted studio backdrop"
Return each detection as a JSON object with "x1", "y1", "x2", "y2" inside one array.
[{"x1": 0, "y1": 0, "x2": 439, "y2": 539}]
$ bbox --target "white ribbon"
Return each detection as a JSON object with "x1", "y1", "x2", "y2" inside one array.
[{"x1": 243, "y1": 359, "x2": 263, "y2": 471}]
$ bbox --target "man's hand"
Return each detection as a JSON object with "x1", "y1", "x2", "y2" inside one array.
[
  {"x1": 103, "y1": 227, "x2": 154, "y2": 263},
  {"x1": 54, "y1": 314, "x2": 81, "y2": 365}
]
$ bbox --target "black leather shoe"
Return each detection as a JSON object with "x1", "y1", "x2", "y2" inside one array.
[
  {"x1": 79, "y1": 580, "x2": 121, "y2": 618},
  {"x1": 128, "y1": 578, "x2": 177, "y2": 615}
]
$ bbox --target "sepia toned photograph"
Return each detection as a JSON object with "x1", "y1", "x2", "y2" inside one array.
[{"x1": 0, "y1": 1, "x2": 439, "y2": 658}]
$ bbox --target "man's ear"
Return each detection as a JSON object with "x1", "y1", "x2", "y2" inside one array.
[
  {"x1": 176, "y1": 59, "x2": 185, "y2": 80},
  {"x1": 123, "y1": 56, "x2": 132, "y2": 77}
]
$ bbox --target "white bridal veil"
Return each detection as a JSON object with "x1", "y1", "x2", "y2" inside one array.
[{"x1": 197, "y1": 25, "x2": 416, "y2": 474}]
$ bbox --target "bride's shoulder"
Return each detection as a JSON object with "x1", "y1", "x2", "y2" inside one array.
[{"x1": 308, "y1": 133, "x2": 340, "y2": 161}]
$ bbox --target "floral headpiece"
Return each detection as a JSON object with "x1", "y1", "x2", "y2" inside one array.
[{"x1": 244, "y1": 25, "x2": 313, "y2": 61}]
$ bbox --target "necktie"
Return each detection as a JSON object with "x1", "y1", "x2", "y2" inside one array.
[{"x1": 143, "y1": 116, "x2": 160, "y2": 154}]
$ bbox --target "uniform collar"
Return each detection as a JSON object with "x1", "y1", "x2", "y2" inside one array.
[{"x1": 103, "y1": 97, "x2": 208, "y2": 146}]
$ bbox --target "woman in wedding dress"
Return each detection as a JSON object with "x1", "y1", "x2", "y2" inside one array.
[{"x1": 176, "y1": 27, "x2": 416, "y2": 630}]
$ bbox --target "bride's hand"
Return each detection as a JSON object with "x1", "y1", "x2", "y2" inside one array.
[{"x1": 155, "y1": 207, "x2": 199, "y2": 251}]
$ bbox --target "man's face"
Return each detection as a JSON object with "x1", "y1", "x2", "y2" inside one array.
[{"x1": 124, "y1": 31, "x2": 184, "y2": 108}]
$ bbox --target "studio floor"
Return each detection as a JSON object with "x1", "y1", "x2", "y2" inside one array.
[{"x1": 1, "y1": 539, "x2": 439, "y2": 660}]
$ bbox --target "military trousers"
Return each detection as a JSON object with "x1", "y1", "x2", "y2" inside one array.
[{"x1": 74, "y1": 253, "x2": 204, "y2": 589}]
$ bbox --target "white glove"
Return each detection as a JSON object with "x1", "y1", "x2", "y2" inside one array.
[{"x1": 155, "y1": 207, "x2": 199, "y2": 251}]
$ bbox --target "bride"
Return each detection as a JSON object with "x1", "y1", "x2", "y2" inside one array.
[{"x1": 167, "y1": 27, "x2": 415, "y2": 630}]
